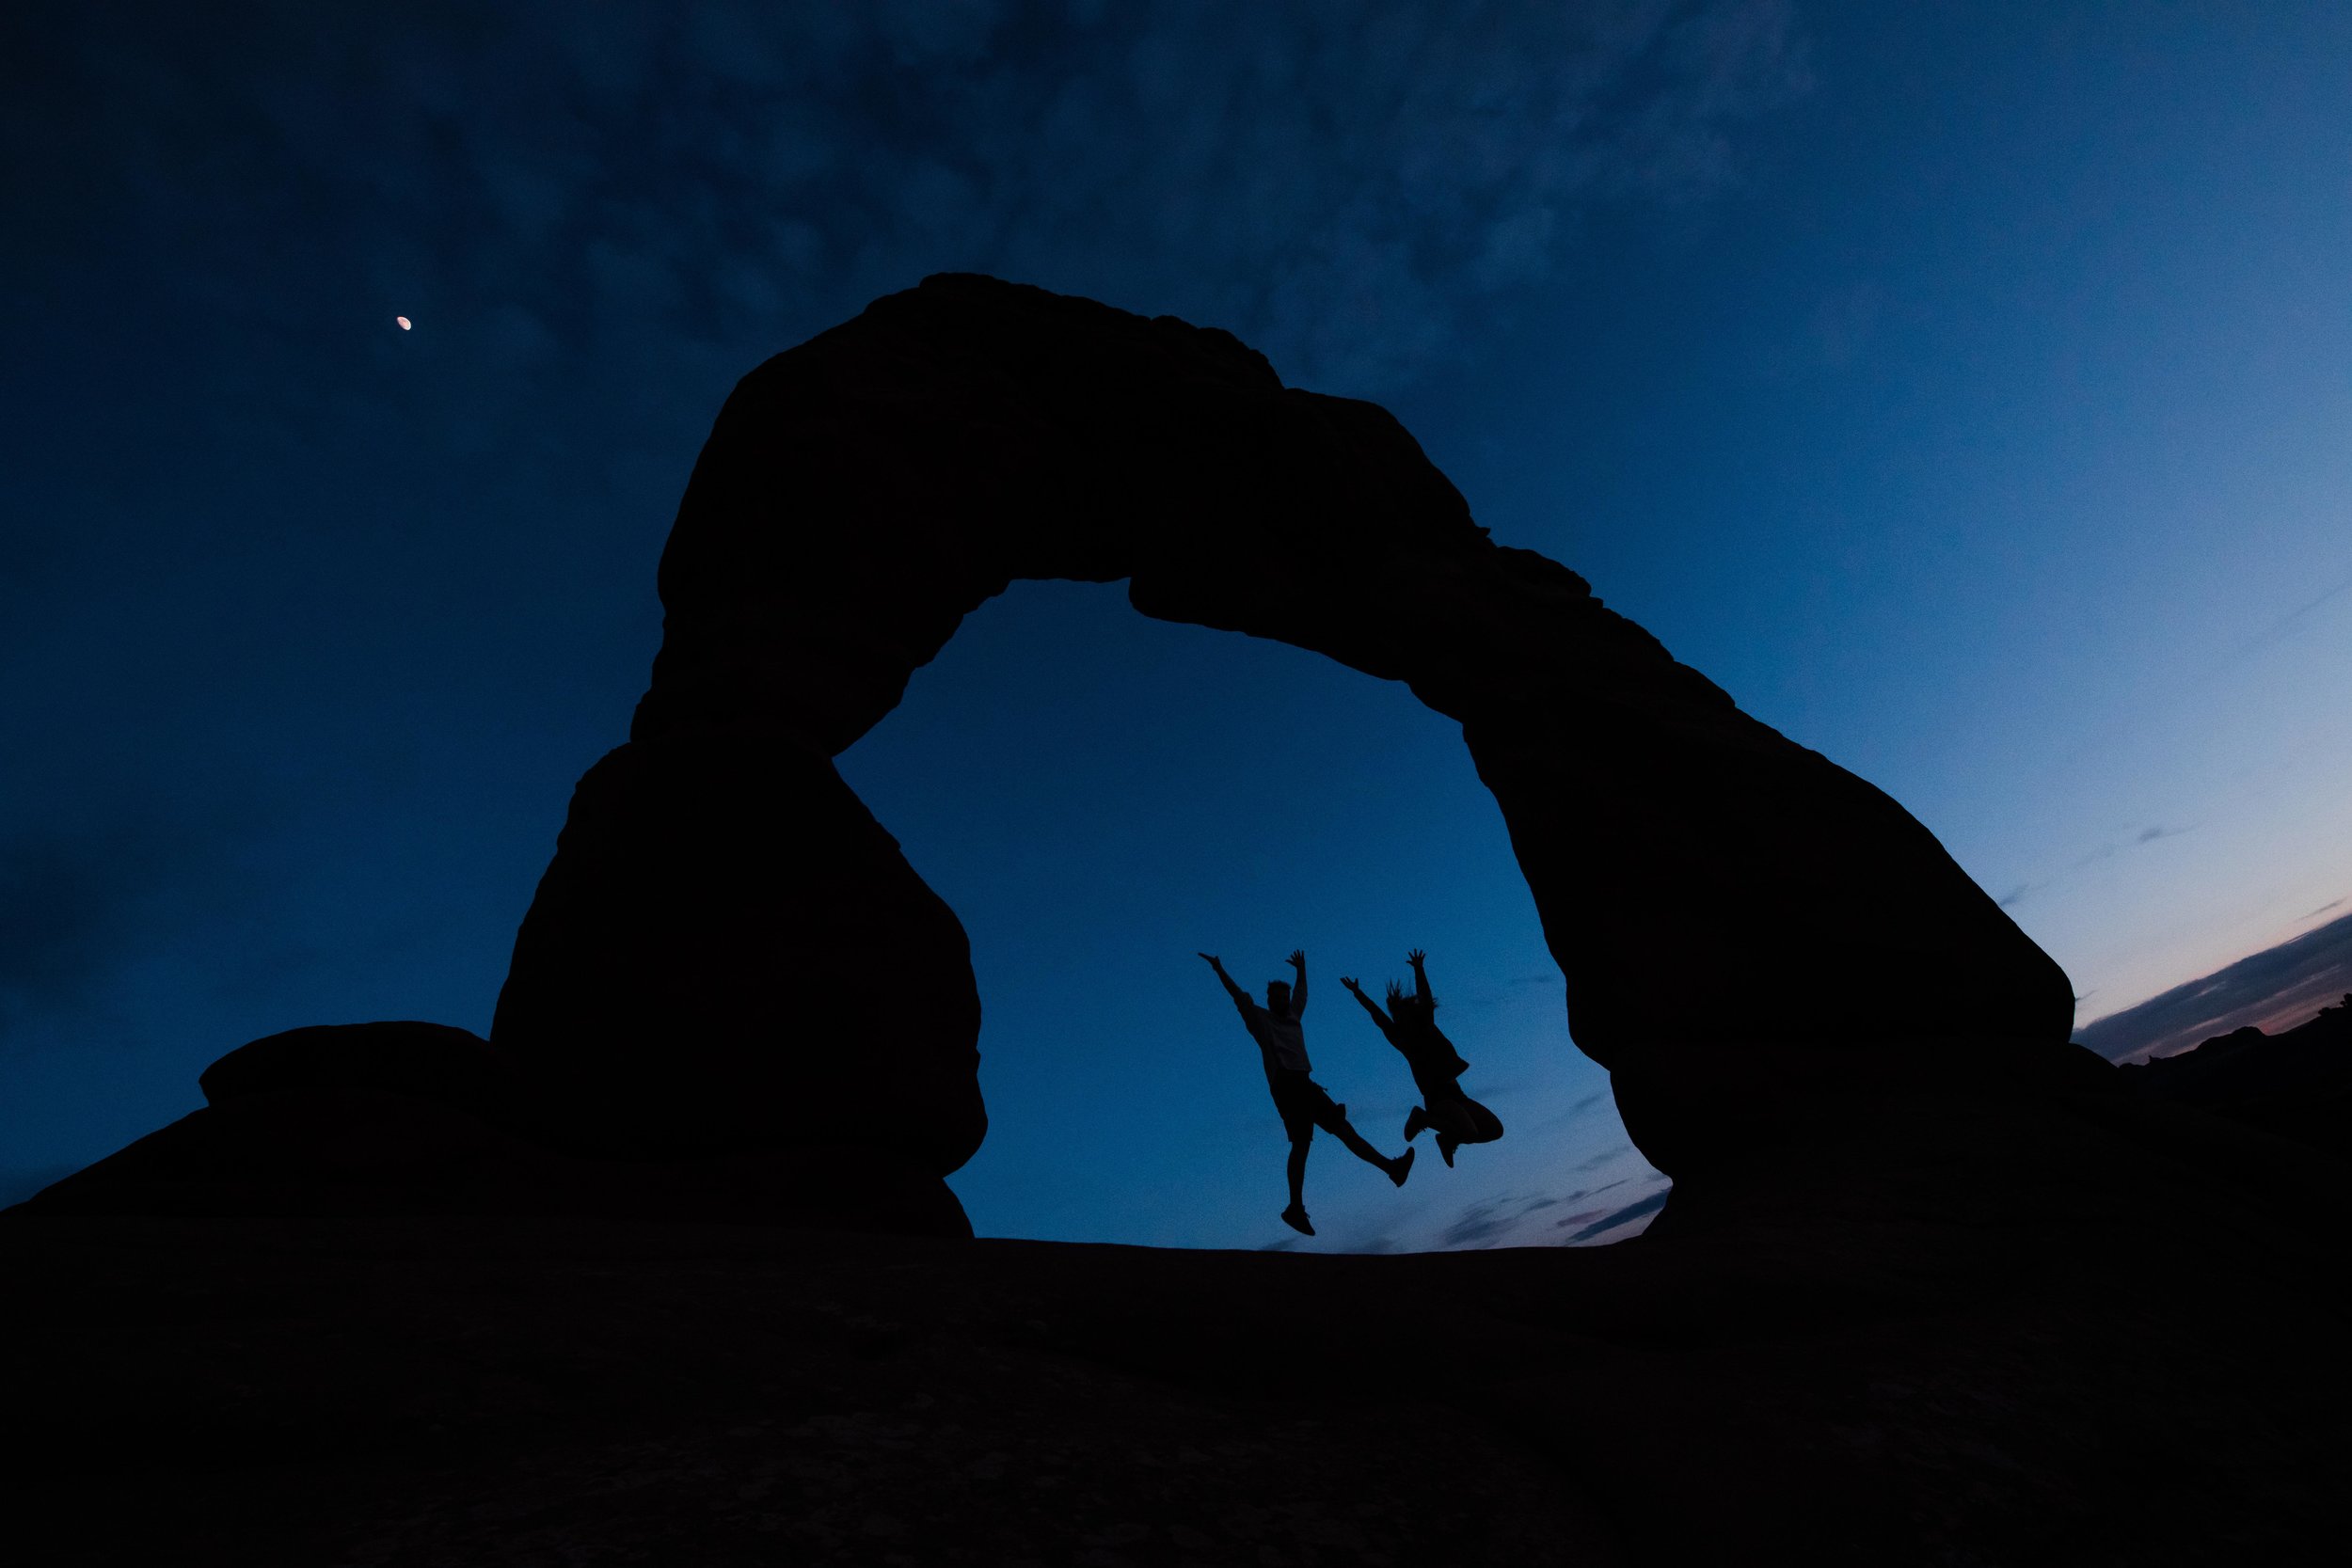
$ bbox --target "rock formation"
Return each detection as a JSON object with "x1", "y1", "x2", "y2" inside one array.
[
  {"x1": 12, "y1": 275, "x2": 2082, "y2": 1235},
  {"x1": 491, "y1": 273, "x2": 2076, "y2": 1213},
  {"x1": 8, "y1": 278, "x2": 2342, "y2": 1565}
]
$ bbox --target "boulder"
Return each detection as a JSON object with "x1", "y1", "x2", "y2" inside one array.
[
  {"x1": 199, "y1": 1021, "x2": 519, "y2": 1124},
  {"x1": 11, "y1": 1088, "x2": 558, "y2": 1219},
  {"x1": 10, "y1": 1085, "x2": 971, "y2": 1236}
]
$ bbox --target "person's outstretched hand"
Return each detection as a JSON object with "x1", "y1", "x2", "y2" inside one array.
[
  {"x1": 1407, "y1": 948, "x2": 1427, "y2": 967},
  {"x1": 1198, "y1": 952, "x2": 1223, "y2": 970},
  {"x1": 1288, "y1": 949, "x2": 1306, "y2": 972},
  {"x1": 1341, "y1": 976, "x2": 1362, "y2": 993}
]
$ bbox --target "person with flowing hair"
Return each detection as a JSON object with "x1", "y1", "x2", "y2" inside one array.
[{"x1": 1341, "y1": 949, "x2": 1504, "y2": 1167}]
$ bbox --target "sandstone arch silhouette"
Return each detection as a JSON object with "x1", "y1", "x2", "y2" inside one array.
[{"x1": 489, "y1": 275, "x2": 2075, "y2": 1227}]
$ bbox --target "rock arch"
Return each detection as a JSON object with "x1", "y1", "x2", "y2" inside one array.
[{"x1": 489, "y1": 275, "x2": 2075, "y2": 1226}]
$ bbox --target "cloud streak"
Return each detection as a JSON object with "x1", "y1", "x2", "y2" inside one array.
[
  {"x1": 2235, "y1": 566, "x2": 2352, "y2": 657},
  {"x1": 2000, "y1": 822, "x2": 2193, "y2": 911},
  {"x1": 2075, "y1": 908, "x2": 2352, "y2": 1063},
  {"x1": 1558, "y1": 1185, "x2": 1670, "y2": 1243}
]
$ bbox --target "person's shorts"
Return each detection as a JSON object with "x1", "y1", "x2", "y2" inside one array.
[{"x1": 1270, "y1": 1070, "x2": 1346, "y2": 1141}]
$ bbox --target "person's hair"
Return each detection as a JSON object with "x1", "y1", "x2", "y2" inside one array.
[{"x1": 1387, "y1": 979, "x2": 1435, "y2": 1018}]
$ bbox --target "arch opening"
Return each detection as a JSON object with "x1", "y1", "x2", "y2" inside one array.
[{"x1": 832, "y1": 578, "x2": 1653, "y2": 1248}]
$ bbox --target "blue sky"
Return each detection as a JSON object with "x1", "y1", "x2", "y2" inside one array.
[{"x1": 4, "y1": 2, "x2": 2348, "y2": 1250}]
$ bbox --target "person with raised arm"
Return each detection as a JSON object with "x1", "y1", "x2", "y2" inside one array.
[
  {"x1": 1341, "y1": 949, "x2": 1503, "y2": 1168},
  {"x1": 1200, "y1": 947, "x2": 1414, "y2": 1236}
]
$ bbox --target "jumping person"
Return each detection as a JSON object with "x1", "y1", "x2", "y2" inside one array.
[
  {"x1": 1341, "y1": 949, "x2": 1504, "y2": 1168},
  {"x1": 1200, "y1": 948, "x2": 1413, "y2": 1235}
]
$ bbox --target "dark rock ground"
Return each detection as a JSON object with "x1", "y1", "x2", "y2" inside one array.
[{"x1": 8, "y1": 1082, "x2": 2345, "y2": 1568}]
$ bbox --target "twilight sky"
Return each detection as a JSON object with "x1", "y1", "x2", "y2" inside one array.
[{"x1": 5, "y1": 2, "x2": 2348, "y2": 1251}]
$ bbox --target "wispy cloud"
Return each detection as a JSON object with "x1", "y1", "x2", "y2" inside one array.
[
  {"x1": 1558, "y1": 1184, "x2": 1670, "y2": 1243},
  {"x1": 1439, "y1": 1201, "x2": 1516, "y2": 1248},
  {"x1": 2235, "y1": 566, "x2": 2352, "y2": 656},
  {"x1": 2071, "y1": 823, "x2": 2190, "y2": 868},
  {"x1": 2003, "y1": 823, "x2": 2193, "y2": 911},
  {"x1": 1418, "y1": 1173, "x2": 1661, "y2": 1251}
]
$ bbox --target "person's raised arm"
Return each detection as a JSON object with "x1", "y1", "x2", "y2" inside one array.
[
  {"x1": 1287, "y1": 949, "x2": 1307, "y2": 1017},
  {"x1": 1199, "y1": 952, "x2": 1250, "y2": 1008},
  {"x1": 1408, "y1": 948, "x2": 1433, "y2": 1007},
  {"x1": 1341, "y1": 975, "x2": 1396, "y2": 1039}
]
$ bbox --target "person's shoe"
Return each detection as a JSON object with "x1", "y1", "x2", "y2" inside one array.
[
  {"x1": 1388, "y1": 1148, "x2": 1416, "y2": 1187},
  {"x1": 1403, "y1": 1106, "x2": 1426, "y2": 1141},
  {"x1": 1437, "y1": 1135, "x2": 1458, "y2": 1168},
  {"x1": 1281, "y1": 1205, "x2": 1315, "y2": 1236}
]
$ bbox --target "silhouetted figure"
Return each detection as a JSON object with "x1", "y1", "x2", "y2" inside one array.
[
  {"x1": 1200, "y1": 948, "x2": 1413, "y2": 1235},
  {"x1": 1342, "y1": 949, "x2": 1503, "y2": 1168}
]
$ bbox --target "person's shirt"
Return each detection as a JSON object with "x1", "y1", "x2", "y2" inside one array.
[
  {"x1": 1394, "y1": 1012, "x2": 1467, "y2": 1074},
  {"x1": 1234, "y1": 985, "x2": 1311, "y2": 1077},
  {"x1": 1392, "y1": 1009, "x2": 1470, "y2": 1085}
]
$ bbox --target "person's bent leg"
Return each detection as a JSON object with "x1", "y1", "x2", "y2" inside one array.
[
  {"x1": 1426, "y1": 1100, "x2": 1477, "y2": 1142},
  {"x1": 1324, "y1": 1111, "x2": 1414, "y2": 1186}
]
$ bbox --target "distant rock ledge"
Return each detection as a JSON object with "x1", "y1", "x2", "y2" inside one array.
[{"x1": 2120, "y1": 992, "x2": 2352, "y2": 1154}]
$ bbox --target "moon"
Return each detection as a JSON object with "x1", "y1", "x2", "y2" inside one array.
[{"x1": 395, "y1": 316, "x2": 412, "y2": 330}]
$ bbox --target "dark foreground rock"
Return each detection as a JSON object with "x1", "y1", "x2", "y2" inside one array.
[{"x1": 6, "y1": 1136, "x2": 2344, "y2": 1568}]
